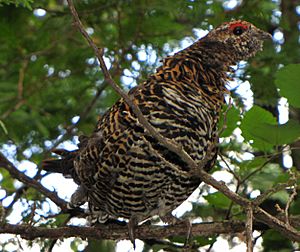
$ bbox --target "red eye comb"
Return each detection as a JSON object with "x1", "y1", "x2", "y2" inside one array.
[{"x1": 229, "y1": 22, "x2": 248, "y2": 30}]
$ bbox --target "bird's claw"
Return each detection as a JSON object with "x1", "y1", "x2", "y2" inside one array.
[
  {"x1": 160, "y1": 213, "x2": 192, "y2": 247},
  {"x1": 128, "y1": 216, "x2": 138, "y2": 249}
]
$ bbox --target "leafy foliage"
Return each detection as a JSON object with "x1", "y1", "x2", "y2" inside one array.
[
  {"x1": 0, "y1": 0, "x2": 33, "y2": 9},
  {"x1": 275, "y1": 64, "x2": 300, "y2": 108},
  {"x1": 241, "y1": 105, "x2": 300, "y2": 150},
  {"x1": 0, "y1": 0, "x2": 300, "y2": 251}
]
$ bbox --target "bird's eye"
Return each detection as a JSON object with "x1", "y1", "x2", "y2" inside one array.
[{"x1": 233, "y1": 26, "x2": 244, "y2": 36}]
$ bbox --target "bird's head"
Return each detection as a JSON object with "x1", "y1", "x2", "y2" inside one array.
[{"x1": 203, "y1": 20, "x2": 272, "y2": 61}]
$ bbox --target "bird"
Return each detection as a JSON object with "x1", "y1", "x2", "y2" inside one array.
[{"x1": 43, "y1": 20, "x2": 271, "y2": 244}]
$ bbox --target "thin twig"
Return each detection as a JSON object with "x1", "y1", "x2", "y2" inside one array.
[
  {"x1": 0, "y1": 152, "x2": 69, "y2": 212},
  {"x1": 48, "y1": 215, "x2": 74, "y2": 252},
  {"x1": 219, "y1": 153, "x2": 241, "y2": 182},
  {"x1": 218, "y1": 97, "x2": 232, "y2": 136},
  {"x1": 206, "y1": 239, "x2": 217, "y2": 252},
  {"x1": 62, "y1": 82, "x2": 108, "y2": 138},
  {"x1": 254, "y1": 207, "x2": 300, "y2": 241},
  {"x1": 245, "y1": 205, "x2": 253, "y2": 252},
  {"x1": 253, "y1": 179, "x2": 296, "y2": 206},
  {"x1": 285, "y1": 187, "x2": 297, "y2": 226},
  {"x1": 285, "y1": 171, "x2": 298, "y2": 226},
  {"x1": 17, "y1": 59, "x2": 28, "y2": 100},
  {"x1": 218, "y1": 153, "x2": 241, "y2": 220},
  {"x1": 47, "y1": 81, "x2": 108, "y2": 154},
  {"x1": 0, "y1": 99, "x2": 26, "y2": 120},
  {"x1": 240, "y1": 155, "x2": 276, "y2": 185},
  {"x1": 143, "y1": 238, "x2": 185, "y2": 250}
]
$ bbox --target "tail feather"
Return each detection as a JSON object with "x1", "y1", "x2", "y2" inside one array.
[
  {"x1": 51, "y1": 148, "x2": 73, "y2": 157},
  {"x1": 42, "y1": 134, "x2": 91, "y2": 185},
  {"x1": 42, "y1": 149, "x2": 81, "y2": 184}
]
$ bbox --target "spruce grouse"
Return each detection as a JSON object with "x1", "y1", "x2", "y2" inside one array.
[{"x1": 43, "y1": 20, "x2": 271, "y2": 237}]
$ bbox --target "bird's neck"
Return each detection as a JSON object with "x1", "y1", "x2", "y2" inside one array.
[
  {"x1": 178, "y1": 39, "x2": 236, "y2": 72},
  {"x1": 154, "y1": 40, "x2": 234, "y2": 98}
]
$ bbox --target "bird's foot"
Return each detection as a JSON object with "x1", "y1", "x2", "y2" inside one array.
[
  {"x1": 160, "y1": 212, "x2": 180, "y2": 225},
  {"x1": 67, "y1": 185, "x2": 87, "y2": 209},
  {"x1": 160, "y1": 213, "x2": 192, "y2": 247}
]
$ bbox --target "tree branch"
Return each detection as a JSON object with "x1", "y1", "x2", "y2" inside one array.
[
  {"x1": 17, "y1": 59, "x2": 28, "y2": 101},
  {"x1": 246, "y1": 206, "x2": 253, "y2": 252},
  {"x1": 0, "y1": 152, "x2": 69, "y2": 212},
  {"x1": 253, "y1": 181, "x2": 296, "y2": 206},
  {"x1": 2, "y1": 216, "x2": 300, "y2": 242},
  {"x1": 254, "y1": 207, "x2": 300, "y2": 241},
  {"x1": 0, "y1": 221, "x2": 247, "y2": 241}
]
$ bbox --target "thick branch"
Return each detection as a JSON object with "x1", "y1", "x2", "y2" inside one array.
[
  {"x1": 0, "y1": 221, "x2": 245, "y2": 241},
  {"x1": 2, "y1": 217, "x2": 300, "y2": 242}
]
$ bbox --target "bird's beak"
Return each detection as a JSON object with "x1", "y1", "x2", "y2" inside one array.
[{"x1": 256, "y1": 29, "x2": 272, "y2": 40}]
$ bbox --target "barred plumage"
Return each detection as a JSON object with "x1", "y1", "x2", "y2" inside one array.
[{"x1": 43, "y1": 20, "x2": 270, "y2": 231}]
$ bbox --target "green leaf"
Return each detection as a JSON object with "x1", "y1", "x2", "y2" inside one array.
[
  {"x1": 273, "y1": 171, "x2": 289, "y2": 184},
  {"x1": 0, "y1": 120, "x2": 8, "y2": 135},
  {"x1": 219, "y1": 105, "x2": 240, "y2": 137},
  {"x1": 240, "y1": 105, "x2": 300, "y2": 150},
  {"x1": 34, "y1": 119, "x2": 50, "y2": 138},
  {"x1": 0, "y1": 0, "x2": 33, "y2": 9},
  {"x1": 152, "y1": 244, "x2": 169, "y2": 252},
  {"x1": 250, "y1": 164, "x2": 282, "y2": 191},
  {"x1": 240, "y1": 105, "x2": 276, "y2": 150},
  {"x1": 262, "y1": 230, "x2": 293, "y2": 251},
  {"x1": 275, "y1": 64, "x2": 300, "y2": 108},
  {"x1": 53, "y1": 214, "x2": 69, "y2": 226},
  {"x1": 83, "y1": 239, "x2": 115, "y2": 252},
  {"x1": 194, "y1": 236, "x2": 217, "y2": 246},
  {"x1": 259, "y1": 119, "x2": 300, "y2": 145},
  {"x1": 169, "y1": 235, "x2": 185, "y2": 244},
  {"x1": 239, "y1": 157, "x2": 268, "y2": 170},
  {"x1": 271, "y1": 191, "x2": 289, "y2": 202},
  {"x1": 0, "y1": 168, "x2": 15, "y2": 191},
  {"x1": 204, "y1": 192, "x2": 231, "y2": 209},
  {"x1": 25, "y1": 187, "x2": 42, "y2": 201}
]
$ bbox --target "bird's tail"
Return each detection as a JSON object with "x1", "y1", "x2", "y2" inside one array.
[
  {"x1": 42, "y1": 135, "x2": 90, "y2": 184},
  {"x1": 42, "y1": 148, "x2": 81, "y2": 184}
]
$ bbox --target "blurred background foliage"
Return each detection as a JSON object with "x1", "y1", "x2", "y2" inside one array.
[{"x1": 0, "y1": 0, "x2": 300, "y2": 251}]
